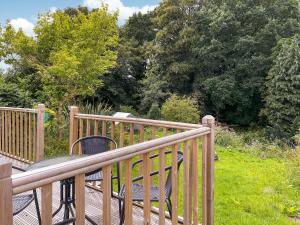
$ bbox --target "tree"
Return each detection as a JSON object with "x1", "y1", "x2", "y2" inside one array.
[
  {"x1": 142, "y1": 0, "x2": 201, "y2": 110},
  {"x1": 0, "y1": 7, "x2": 119, "y2": 138},
  {"x1": 264, "y1": 34, "x2": 300, "y2": 140},
  {"x1": 94, "y1": 11, "x2": 156, "y2": 108},
  {"x1": 143, "y1": 0, "x2": 300, "y2": 125}
]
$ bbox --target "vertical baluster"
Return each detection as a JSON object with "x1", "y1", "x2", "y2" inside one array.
[
  {"x1": 20, "y1": 112, "x2": 23, "y2": 159},
  {"x1": 192, "y1": 138, "x2": 199, "y2": 225},
  {"x1": 41, "y1": 183, "x2": 52, "y2": 225},
  {"x1": 86, "y1": 119, "x2": 90, "y2": 136},
  {"x1": 16, "y1": 112, "x2": 20, "y2": 157},
  {"x1": 94, "y1": 120, "x2": 98, "y2": 135},
  {"x1": 139, "y1": 125, "x2": 144, "y2": 143},
  {"x1": 171, "y1": 144, "x2": 178, "y2": 224},
  {"x1": 102, "y1": 120, "x2": 106, "y2": 136},
  {"x1": 78, "y1": 119, "x2": 83, "y2": 154},
  {"x1": 143, "y1": 152, "x2": 151, "y2": 225},
  {"x1": 110, "y1": 121, "x2": 115, "y2": 149},
  {"x1": 202, "y1": 135, "x2": 207, "y2": 225},
  {"x1": 8, "y1": 111, "x2": 11, "y2": 155},
  {"x1": 12, "y1": 112, "x2": 15, "y2": 157},
  {"x1": 183, "y1": 141, "x2": 191, "y2": 225},
  {"x1": 119, "y1": 122, "x2": 125, "y2": 181},
  {"x1": 5, "y1": 111, "x2": 8, "y2": 154},
  {"x1": 151, "y1": 126, "x2": 157, "y2": 184},
  {"x1": 139, "y1": 125, "x2": 145, "y2": 178},
  {"x1": 75, "y1": 174, "x2": 85, "y2": 225},
  {"x1": 28, "y1": 113, "x2": 32, "y2": 161},
  {"x1": 33, "y1": 113, "x2": 36, "y2": 160},
  {"x1": 129, "y1": 123, "x2": 134, "y2": 145},
  {"x1": 1, "y1": 111, "x2": 4, "y2": 152},
  {"x1": 24, "y1": 113, "x2": 28, "y2": 161},
  {"x1": 158, "y1": 148, "x2": 166, "y2": 225},
  {"x1": 119, "y1": 122, "x2": 124, "y2": 147},
  {"x1": 124, "y1": 159, "x2": 133, "y2": 225},
  {"x1": 103, "y1": 165, "x2": 112, "y2": 225}
]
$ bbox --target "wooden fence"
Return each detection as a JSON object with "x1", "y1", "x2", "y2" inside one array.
[
  {"x1": 0, "y1": 107, "x2": 214, "y2": 225},
  {"x1": 0, "y1": 105, "x2": 45, "y2": 163}
]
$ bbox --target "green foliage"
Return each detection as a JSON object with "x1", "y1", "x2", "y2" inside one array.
[
  {"x1": 147, "y1": 102, "x2": 161, "y2": 120},
  {"x1": 143, "y1": 0, "x2": 300, "y2": 126},
  {"x1": 79, "y1": 102, "x2": 112, "y2": 115},
  {"x1": 0, "y1": 81, "x2": 32, "y2": 107},
  {"x1": 95, "y1": 11, "x2": 156, "y2": 108},
  {"x1": 0, "y1": 7, "x2": 119, "y2": 110},
  {"x1": 215, "y1": 127, "x2": 244, "y2": 148},
  {"x1": 161, "y1": 95, "x2": 200, "y2": 123},
  {"x1": 119, "y1": 105, "x2": 139, "y2": 116},
  {"x1": 264, "y1": 34, "x2": 300, "y2": 140}
]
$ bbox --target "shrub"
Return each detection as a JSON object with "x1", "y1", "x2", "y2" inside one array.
[
  {"x1": 215, "y1": 127, "x2": 244, "y2": 148},
  {"x1": 161, "y1": 95, "x2": 200, "y2": 123},
  {"x1": 147, "y1": 102, "x2": 161, "y2": 120}
]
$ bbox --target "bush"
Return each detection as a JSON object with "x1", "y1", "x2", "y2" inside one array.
[
  {"x1": 161, "y1": 95, "x2": 200, "y2": 123},
  {"x1": 215, "y1": 127, "x2": 244, "y2": 148},
  {"x1": 147, "y1": 102, "x2": 161, "y2": 120}
]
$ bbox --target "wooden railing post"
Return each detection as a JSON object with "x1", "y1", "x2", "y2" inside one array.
[
  {"x1": 36, "y1": 104, "x2": 45, "y2": 161},
  {"x1": 69, "y1": 106, "x2": 79, "y2": 154},
  {"x1": 202, "y1": 115, "x2": 215, "y2": 225},
  {"x1": 0, "y1": 160, "x2": 13, "y2": 225}
]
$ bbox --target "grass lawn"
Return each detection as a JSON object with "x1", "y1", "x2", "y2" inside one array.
[{"x1": 212, "y1": 146, "x2": 299, "y2": 225}]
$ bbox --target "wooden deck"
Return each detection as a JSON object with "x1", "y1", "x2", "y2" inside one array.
[{"x1": 1, "y1": 155, "x2": 173, "y2": 225}]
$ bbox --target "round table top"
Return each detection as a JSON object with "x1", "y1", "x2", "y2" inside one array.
[{"x1": 26, "y1": 155, "x2": 87, "y2": 171}]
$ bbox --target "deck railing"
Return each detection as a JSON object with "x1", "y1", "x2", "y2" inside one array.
[
  {"x1": 0, "y1": 108, "x2": 214, "y2": 225},
  {"x1": 0, "y1": 104, "x2": 45, "y2": 163}
]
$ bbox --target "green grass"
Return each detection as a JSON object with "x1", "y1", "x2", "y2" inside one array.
[{"x1": 212, "y1": 146, "x2": 299, "y2": 225}]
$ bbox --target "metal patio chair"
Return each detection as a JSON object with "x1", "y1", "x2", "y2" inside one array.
[
  {"x1": 71, "y1": 136, "x2": 121, "y2": 214},
  {"x1": 12, "y1": 166, "x2": 41, "y2": 225},
  {"x1": 118, "y1": 150, "x2": 184, "y2": 225}
]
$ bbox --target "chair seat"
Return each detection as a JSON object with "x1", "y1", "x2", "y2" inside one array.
[
  {"x1": 13, "y1": 194, "x2": 34, "y2": 215},
  {"x1": 85, "y1": 171, "x2": 103, "y2": 182},
  {"x1": 119, "y1": 183, "x2": 167, "y2": 201}
]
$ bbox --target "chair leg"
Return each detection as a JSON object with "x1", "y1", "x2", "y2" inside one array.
[
  {"x1": 33, "y1": 189, "x2": 41, "y2": 225},
  {"x1": 166, "y1": 198, "x2": 172, "y2": 219},
  {"x1": 119, "y1": 200, "x2": 125, "y2": 225}
]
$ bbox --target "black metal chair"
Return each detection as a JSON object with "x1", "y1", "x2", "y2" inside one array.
[
  {"x1": 118, "y1": 150, "x2": 184, "y2": 225},
  {"x1": 12, "y1": 166, "x2": 41, "y2": 225},
  {"x1": 71, "y1": 136, "x2": 121, "y2": 214}
]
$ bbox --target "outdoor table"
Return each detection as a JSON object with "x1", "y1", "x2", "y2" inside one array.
[{"x1": 26, "y1": 155, "x2": 97, "y2": 225}]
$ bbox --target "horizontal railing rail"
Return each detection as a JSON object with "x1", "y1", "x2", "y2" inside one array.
[
  {"x1": 75, "y1": 113, "x2": 203, "y2": 130},
  {"x1": 0, "y1": 104, "x2": 45, "y2": 163}
]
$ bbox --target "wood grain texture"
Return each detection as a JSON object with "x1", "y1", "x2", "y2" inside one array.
[
  {"x1": 75, "y1": 174, "x2": 85, "y2": 225},
  {"x1": 41, "y1": 183, "x2": 52, "y2": 225}
]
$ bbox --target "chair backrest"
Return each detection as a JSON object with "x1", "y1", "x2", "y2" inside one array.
[
  {"x1": 165, "y1": 151, "x2": 184, "y2": 198},
  {"x1": 71, "y1": 136, "x2": 117, "y2": 155}
]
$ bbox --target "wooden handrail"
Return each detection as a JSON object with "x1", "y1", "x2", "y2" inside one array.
[
  {"x1": 75, "y1": 113, "x2": 203, "y2": 130},
  {"x1": 0, "y1": 107, "x2": 37, "y2": 113},
  {"x1": 12, "y1": 126, "x2": 210, "y2": 194}
]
